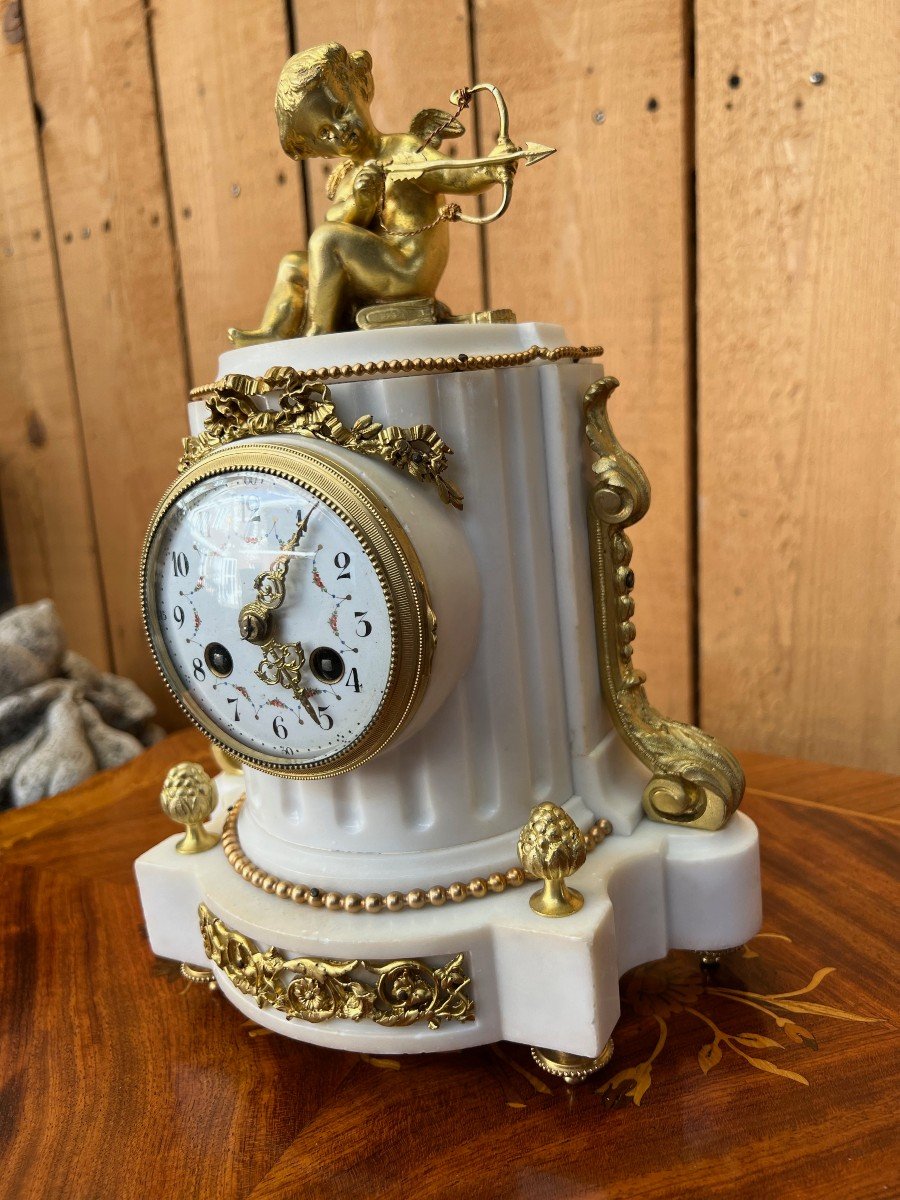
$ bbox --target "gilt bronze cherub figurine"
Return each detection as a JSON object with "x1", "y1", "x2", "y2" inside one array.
[{"x1": 228, "y1": 42, "x2": 554, "y2": 344}]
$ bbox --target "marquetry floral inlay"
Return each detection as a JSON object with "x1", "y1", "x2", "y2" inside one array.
[{"x1": 598, "y1": 934, "x2": 880, "y2": 1106}]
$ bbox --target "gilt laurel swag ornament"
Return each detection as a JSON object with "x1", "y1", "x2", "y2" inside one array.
[
  {"x1": 199, "y1": 904, "x2": 474, "y2": 1028},
  {"x1": 584, "y1": 376, "x2": 745, "y2": 830},
  {"x1": 180, "y1": 369, "x2": 464, "y2": 509}
]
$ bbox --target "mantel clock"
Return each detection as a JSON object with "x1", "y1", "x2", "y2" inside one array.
[{"x1": 136, "y1": 43, "x2": 761, "y2": 1083}]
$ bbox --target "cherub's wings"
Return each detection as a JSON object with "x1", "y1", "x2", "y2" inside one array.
[{"x1": 409, "y1": 108, "x2": 465, "y2": 148}]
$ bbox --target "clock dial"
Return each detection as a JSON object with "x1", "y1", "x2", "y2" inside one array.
[{"x1": 141, "y1": 443, "x2": 433, "y2": 776}]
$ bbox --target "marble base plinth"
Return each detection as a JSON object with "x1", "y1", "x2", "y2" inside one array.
[{"x1": 135, "y1": 779, "x2": 761, "y2": 1058}]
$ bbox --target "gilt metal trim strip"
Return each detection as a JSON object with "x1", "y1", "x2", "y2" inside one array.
[
  {"x1": 584, "y1": 376, "x2": 745, "y2": 830},
  {"x1": 198, "y1": 904, "x2": 475, "y2": 1028}
]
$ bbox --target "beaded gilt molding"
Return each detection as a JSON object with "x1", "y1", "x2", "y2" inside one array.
[
  {"x1": 220, "y1": 795, "x2": 613, "y2": 913},
  {"x1": 199, "y1": 903, "x2": 474, "y2": 1028},
  {"x1": 189, "y1": 343, "x2": 602, "y2": 402},
  {"x1": 584, "y1": 375, "x2": 745, "y2": 831}
]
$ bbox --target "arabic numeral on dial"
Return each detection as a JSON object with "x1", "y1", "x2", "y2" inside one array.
[
  {"x1": 354, "y1": 610, "x2": 372, "y2": 638},
  {"x1": 345, "y1": 667, "x2": 362, "y2": 693},
  {"x1": 227, "y1": 697, "x2": 240, "y2": 723},
  {"x1": 172, "y1": 551, "x2": 190, "y2": 577},
  {"x1": 173, "y1": 605, "x2": 185, "y2": 628},
  {"x1": 334, "y1": 550, "x2": 351, "y2": 580},
  {"x1": 317, "y1": 706, "x2": 334, "y2": 730},
  {"x1": 192, "y1": 657, "x2": 206, "y2": 682},
  {"x1": 272, "y1": 715, "x2": 288, "y2": 740}
]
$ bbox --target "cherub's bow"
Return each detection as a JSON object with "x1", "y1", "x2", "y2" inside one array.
[{"x1": 383, "y1": 82, "x2": 555, "y2": 226}]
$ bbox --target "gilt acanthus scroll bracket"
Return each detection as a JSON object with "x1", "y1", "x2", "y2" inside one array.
[{"x1": 584, "y1": 376, "x2": 745, "y2": 831}]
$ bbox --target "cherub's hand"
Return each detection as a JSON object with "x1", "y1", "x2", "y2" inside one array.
[
  {"x1": 353, "y1": 161, "x2": 384, "y2": 202},
  {"x1": 488, "y1": 138, "x2": 518, "y2": 184}
]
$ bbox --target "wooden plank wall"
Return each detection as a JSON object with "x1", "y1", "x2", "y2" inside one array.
[
  {"x1": 20, "y1": 0, "x2": 191, "y2": 721},
  {"x1": 0, "y1": 1, "x2": 895, "y2": 770},
  {"x1": 0, "y1": 18, "x2": 110, "y2": 669},
  {"x1": 695, "y1": 0, "x2": 898, "y2": 772},
  {"x1": 473, "y1": 0, "x2": 695, "y2": 722},
  {"x1": 150, "y1": 0, "x2": 306, "y2": 384}
]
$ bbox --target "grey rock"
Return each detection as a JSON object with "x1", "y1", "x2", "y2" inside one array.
[
  {"x1": 0, "y1": 679, "x2": 70, "y2": 750},
  {"x1": 65, "y1": 651, "x2": 156, "y2": 732},
  {"x1": 0, "y1": 599, "x2": 65, "y2": 699},
  {"x1": 0, "y1": 600, "x2": 161, "y2": 807},
  {"x1": 11, "y1": 691, "x2": 96, "y2": 807},
  {"x1": 81, "y1": 700, "x2": 144, "y2": 770},
  {"x1": 0, "y1": 723, "x2": 45, "y2": 797}
]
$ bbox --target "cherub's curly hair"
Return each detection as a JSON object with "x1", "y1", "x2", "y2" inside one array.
[{"x1": 276, "y1": 43, "x2": 374, "y2": 159}]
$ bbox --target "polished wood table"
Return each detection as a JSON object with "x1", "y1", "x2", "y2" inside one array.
[{"x1": 1, "y1": 732, "x2": 897, "y2": 1199}]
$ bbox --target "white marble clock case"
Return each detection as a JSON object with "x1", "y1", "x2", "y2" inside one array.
[{"x1": 135, "y1": 322, "x2": 761, "y2": 1058}]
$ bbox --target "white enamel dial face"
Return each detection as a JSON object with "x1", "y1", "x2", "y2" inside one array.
[{"x1": 146, "y1": 470, "x2": 394, "y2": 767}]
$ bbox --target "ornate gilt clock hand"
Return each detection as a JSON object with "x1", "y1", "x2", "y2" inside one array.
[
  {"x1": 238, "y1": 509, "x2": 311, "y2": 643},
  {"x1": 255, "y1": 642, "x2": 322, "y2": 729},
  {"x1": 238, "y1": 510, "x2": 322, "y2": 727},
  {"x1": 296, "y1": 689, "x2": 322, "y2": 728}
]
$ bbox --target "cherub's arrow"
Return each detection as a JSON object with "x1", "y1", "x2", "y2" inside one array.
[
  {"x1": 385, "y1": 141, "x2": 556, "y2": 179},
  {"x1": 382, "y1": 82, "x2": 555, "y2": 225}
]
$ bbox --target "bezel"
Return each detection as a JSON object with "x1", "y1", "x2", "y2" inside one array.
[{"x1": 140, "y1": 440, "x2": 435, "y2": 778}]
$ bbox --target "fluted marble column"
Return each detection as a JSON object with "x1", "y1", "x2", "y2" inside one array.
[{"x1": 189, "y1": 324, "x2": 647, "y2": 885}]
